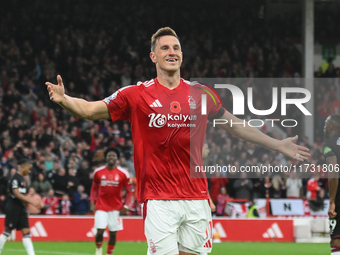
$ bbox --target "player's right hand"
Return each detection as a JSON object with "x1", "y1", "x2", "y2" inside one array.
[
  {"x1": 45, "y1": 75, "x2": 65, "y2": 103},
  {"x1": 329, "y1": 201, "x2": 337, "y2": 219},
  {"x1": 91, "y1": 203, "x2": 96, "y2": 213}
]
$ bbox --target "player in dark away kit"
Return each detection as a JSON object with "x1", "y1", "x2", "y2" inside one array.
[
  {"x1": 323, "y1": 115, "x2": 340, "y2": 255},
  {"x1": 0, "y1": 159, "x2": 41, "y2": 255}
]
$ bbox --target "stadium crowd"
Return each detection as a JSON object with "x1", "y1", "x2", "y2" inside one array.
[{"x1": 0, "y1": 0, "x2": 339, "y2": 215}]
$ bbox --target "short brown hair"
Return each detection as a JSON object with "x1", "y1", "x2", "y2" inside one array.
[{"x1": 151, "y1": 27, "x2": 179, "y2": 52}]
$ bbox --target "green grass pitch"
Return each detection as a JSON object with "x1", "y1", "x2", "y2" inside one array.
[{"x1": 1, "y1": 241, "x2": 329, "y2": 255}]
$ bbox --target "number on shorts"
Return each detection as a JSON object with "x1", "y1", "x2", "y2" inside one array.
[{"x1": 330, "y1": 219, "x2": 337, "y2": 234}]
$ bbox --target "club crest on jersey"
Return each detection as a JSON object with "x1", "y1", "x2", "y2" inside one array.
[
  {"x1": 148, "y1": 113, "x2": 167, "y2": 128},
  {"x1": 188, "y1": 96, "x2": 196, "y2": 109},
  {"x1": 170, "y1": 101, "x2": 181, "y2": 113}
]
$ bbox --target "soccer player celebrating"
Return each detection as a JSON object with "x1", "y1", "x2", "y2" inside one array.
[
  {"x1": 90, "y1": 147, "x2": 132, "y2": 255},
  {"x1": 323, "y1": 115, "x2": 340, "y2": 255},
  {"x1": 46, "y1": 27, "x2": 310, "y2": 255},
  {"x1": 0, "y1": 159, "x2": 41, "y2": 255}
]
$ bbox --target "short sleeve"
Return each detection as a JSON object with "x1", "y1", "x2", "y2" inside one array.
[
  {"x1": 102, "y1": 85, "x2": 139, "y2": 122},
  {"x1": 93, "y1": 171, "x2": 99, "y2": 184},
  {"x1": 194, "y1": 83, "x2": 223, "y2": 119},
  {"x1": 11, "y1": 178, "x2": 18, "y2": 189},
  {"x1": 204, "y1": 85, "x2": 223, "y2": 119}
]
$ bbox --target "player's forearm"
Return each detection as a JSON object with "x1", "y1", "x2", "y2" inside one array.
[
  {"x1": 329, "y1": 178, "x2": 338, "y2": 203},
  {"x1": 328, "y1": 178, "x2": 339, "y2": 202},
  {"x1": 90, "y1": 183, "x2": 98, "y2": 204},
  {"x1": 124, "y1": 191, "x2": 133, "y2": 207},
  {"x1": 230, "y1": 123, "x2": 279, "y2": 152},
  {"x1": 217, "y1": 112, "x2": 280, "y2": 152},
  {"x1": 14, "y1": 190, "x2": 32, "y2": 204},
  {"x1": 327, "y1": 156, "x2": 338, "y2": 203},
  {"x1": 59, "y1": 95, "x2": 94, "y2": 119}
]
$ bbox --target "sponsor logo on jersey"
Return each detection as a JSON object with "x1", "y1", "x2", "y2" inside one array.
[
  {"x1": 170, "y1": 101, "x2": 181, "y2": 113},
  {"x1": 148, "y1": 113, "x2": 197, "y2": 128},
  {"x1": 18, "y1": 188, "x2": 27, "y2": 194},
  {"x1": 148, "y1": 113, "x2": 167, "y2": 128},
  {"x1": 101, "y1": 180, "x2": 119, "y2": 187},
  {"x1": 149, "y1": 99, "x2": 162, "y2": 107},
  {"x1": 323, "y1": 146, "x2": 332, "y2": 155},
  {"x1": 262, "y1": 223, "x2": 283, "y2": 238},
  {"x1": 12, "y1": 180, "x2": 18, "y2": 189}
]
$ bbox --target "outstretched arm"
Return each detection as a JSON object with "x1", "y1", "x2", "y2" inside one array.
[
  {"x1": 216, "y1": 110, "x2": 310, "y2": 161},
  {"x1": 45, "y1": 75, "x2": 110, "y2": 120}
]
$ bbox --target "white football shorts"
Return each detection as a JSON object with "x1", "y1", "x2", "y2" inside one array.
[
  {"x1": 94, "y1": 210, "x2": 123, "y2": 232},
  {"x1": 143, "y1": 200, "x2": 213, "y2": 255}
]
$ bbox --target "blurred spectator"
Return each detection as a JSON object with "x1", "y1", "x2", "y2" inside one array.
[
  {"x1": 66, "y1": 160, "x2": 80, "y2": 196},
  {"x1": 252, "y1": 169, "x2": 265, "y2": 199},
  {"x1": 60, "y1": 194, "x2": 71, "y2": 215},
  {"x1": 216, "y1": 186, "x2": 230, "y2": 216},
  {"x1": 72, "y1": 184, "x2": 89, "y2": 215},
  {"x1": 209, "y1": 172, "x2": 229, "y2": 205},
  {"x1": 53, "y1": 168, "x2": 68, "y2": 197},
  {"x1": 26, "y1": 187, "x2": 44, "y2": 215},
  {"x1": 42, "y1": 189, "x2": 59, "y2": 215},
  {"x1": 247, "y1": 200, "x2": 259, "y2": 218},
  {"x1": 306, "y1": 173, "x2": 321, "y2": 200},
  {"x1": 264, "y1": 177, "x2": 275, "y2": 198},
  {"x1": 271, "y1": 174, "x2": 285, "y2": 198},
  {"x1": 233, "y1": 172, "x2": 253, "y2": 200},
  {"x1": 32, "y1": 172, "x2": 53, "y2": 197},
  {"x1": 285, "y1": 172, "x2": 302, "y2": 198}
]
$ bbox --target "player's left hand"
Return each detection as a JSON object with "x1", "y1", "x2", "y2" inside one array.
[
  {"x1": 329, "y1": 201, "x2": 337, "y2": 219},
  {"x1": 210, "y1": 201, "x2": 216, "y2": 213},
  {"x1": 120, "y1": 205, "x2": 129, "y2": 215},
  {"x1": 277, "y1": 135, "x2": 310, "y2": 161},
  {"x1": 209, "y1": 197, "x2": 216, "y2": 212}
]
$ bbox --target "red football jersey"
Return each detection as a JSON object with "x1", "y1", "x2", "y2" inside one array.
[
  {"x1": 91, "y1": 165, "x2": 132, "y2": 211},
  {"x1": 103, "y1": 78, "x2": 223, "y2": 203},
  {"x1": 42, "y1": 196, "x2": 59, "y2": 215},
  {"x1": 306, "y1": 178, "x2": 319, "y2": 200}
]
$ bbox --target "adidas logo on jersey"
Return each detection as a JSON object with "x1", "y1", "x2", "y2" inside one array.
[
  {"x1": 149, "y1": 99, "x2": 162, "y2": 107},
  {"x1": 101, "y1": 175, "x2": 106, "y2": 179},
  {"x1": 30, "y1": 221, "x2": 48, "y2": 237},
  {"x1": 262, "y1": 223, "x2": 283, "y2": 238}
]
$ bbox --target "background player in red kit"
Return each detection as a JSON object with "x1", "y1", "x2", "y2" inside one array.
[
  {"x1": 46, "y1": 27, "x2": 310, "y2": 255},
  {"x1": 90, "y1": 147, "x2": 132, "y2": 255}
]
